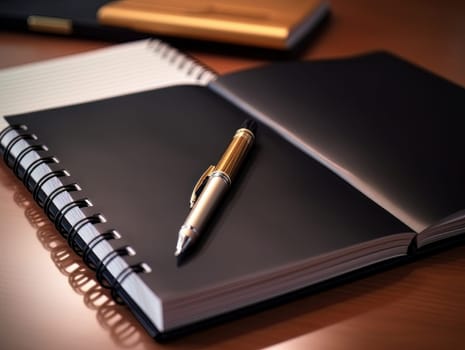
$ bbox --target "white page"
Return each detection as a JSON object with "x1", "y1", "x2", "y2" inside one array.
[{"x1": 0, "y1": 39, "x2": 217, "y2": 130}]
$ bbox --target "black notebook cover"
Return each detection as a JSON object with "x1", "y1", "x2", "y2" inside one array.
[
  {"x1": 212, "y1": 52, "x2": 465, "y2": 238},
  {"x1": 3, "y1": 84, "x2": 410, "y2": 337},
  {"x1": 0, "y1": 0, "x2": 142, "y2": 40},
  {"x1": 2, "y1": 50, "x2": 464, "y2": 340},
  {"x1": 0, "y1": 0, "x2": 329, "y2": 54}
]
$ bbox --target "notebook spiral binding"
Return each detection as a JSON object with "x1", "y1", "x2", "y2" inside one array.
[
  {"x1": 148, "y1": 39, "x2": 217, "y2": 84},
  {"x1": 0, "y1": 124, "x2": 151, "y2": 305}
]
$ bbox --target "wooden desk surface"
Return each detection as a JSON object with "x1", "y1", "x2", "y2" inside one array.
[{"x1": 1, "y1": 1, "x2": 465, "y2": 349}]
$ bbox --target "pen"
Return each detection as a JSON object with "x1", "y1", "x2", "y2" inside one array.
[{"x1": 175, "y1": 119, "x2": 256, "y2": 257}]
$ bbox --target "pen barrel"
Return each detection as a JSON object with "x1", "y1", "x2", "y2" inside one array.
[
  {"x1": 215, "y1": 128, "x2": 254, "y2": 181},
  {"x1": 176, "y1": 124, "x2": 255, "y2": 256},
  {"x1": 182, "y1": 175, "x2": 229, "y2": 237}
]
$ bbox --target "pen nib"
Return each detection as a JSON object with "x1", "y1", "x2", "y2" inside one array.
[{"x1": 175, "y1": 234, "x2": 192, "y2": 257}]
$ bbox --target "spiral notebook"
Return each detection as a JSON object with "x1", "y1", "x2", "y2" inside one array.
[{"x1": 1, "y1": 40, "x2": 465, "y2": 340}]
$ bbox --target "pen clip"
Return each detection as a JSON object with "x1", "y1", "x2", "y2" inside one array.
[{"x1": 190, "y1": 165, "x2": 215, "y2": 208}]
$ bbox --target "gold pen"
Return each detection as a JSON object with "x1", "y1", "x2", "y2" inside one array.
[{"x1": 175, "y1": 119, "x2": 256, "y2": 257}]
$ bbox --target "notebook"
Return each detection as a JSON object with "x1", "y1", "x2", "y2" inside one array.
[
  {"x1": 1, "y1": 39, "x2": 464, "y2": 340},
  {"x1": 0, "y1": 0, "x2": 329, "y2": 50}
]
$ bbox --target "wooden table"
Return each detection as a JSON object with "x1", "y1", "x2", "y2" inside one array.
[{"x1": 1, "y1": 1, "x2": 464, "y2": 349}]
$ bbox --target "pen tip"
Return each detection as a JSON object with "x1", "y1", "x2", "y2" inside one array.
[{"x1": 175, "y1": 234, "x2": 192, "y2": 257}]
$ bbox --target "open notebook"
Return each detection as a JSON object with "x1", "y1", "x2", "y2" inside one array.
[{"x1": 1, "y1": 40, "x2": 464, "y2": 340}]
